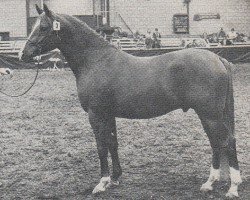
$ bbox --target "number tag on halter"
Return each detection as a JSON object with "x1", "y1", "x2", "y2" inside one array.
[{"x1": 53, "y1": 20, "x2": 60, "y2": 31}]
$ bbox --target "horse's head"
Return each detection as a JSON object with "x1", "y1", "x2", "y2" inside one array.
[{"x1": 20, "y1": 4, "x2": 62, "y2": 62}]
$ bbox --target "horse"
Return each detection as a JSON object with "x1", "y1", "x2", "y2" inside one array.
[{"x1": 19, "y1": 4, "x2": 242, "y2": 198}]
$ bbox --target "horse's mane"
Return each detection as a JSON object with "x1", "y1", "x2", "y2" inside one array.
[{"x1": 57, "y1": 13, "x2": 114, "y2": 49}]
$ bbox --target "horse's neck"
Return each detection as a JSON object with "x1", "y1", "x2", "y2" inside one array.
[{"x1": 58, "y1": 19, "x2": 113, "y2": 76}]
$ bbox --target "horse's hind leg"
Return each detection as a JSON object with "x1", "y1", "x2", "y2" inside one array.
[
  {"x1": 223, "y1": 122, "x2": 242, "y2": 198},
  {"x1": 199, "y1": 116, "x2": 242, "y2": 198},
  {"x1": 199, "y1": 118, "x2": 221, "y2": 192}
]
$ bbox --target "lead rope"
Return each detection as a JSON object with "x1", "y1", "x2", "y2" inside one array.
[{"x1": 0, "y1": 58, "x2": 40, "y2": 98}]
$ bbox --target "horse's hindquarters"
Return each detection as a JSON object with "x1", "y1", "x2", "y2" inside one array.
[{"x1": 167, "y1": 50, "x2": 229, "y2": 119}]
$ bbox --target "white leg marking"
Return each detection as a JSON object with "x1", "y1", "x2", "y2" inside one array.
[
  {"x1": 92, "y1": 176, "x2": 111, "y2": 194},
  {"x1": 19, "y1": 18, "x2": 41, "y2": 61},
  {"x1": 200, "y1": 165, "x2": 220, "y2": 192},
  {"x1": 92, "y1": 176, "x2": 120, "y2": 194},
  {"x1": 226, "y1": 167, "x2": 242, "y2": 198}
]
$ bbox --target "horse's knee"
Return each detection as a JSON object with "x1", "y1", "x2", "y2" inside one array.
[
  {"x1": 97, "y1": 147, "x2": 108, "y2": 159},
  {"x1": 228, "y1": 136, "x2": 236, "y2": 150},
  {"x1": 109, "y1": 135, "x2": 118, "y2": 147}
]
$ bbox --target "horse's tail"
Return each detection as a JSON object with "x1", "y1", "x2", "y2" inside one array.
[
  {"x1": 219, "y1": 57, "x2": 235, "y2": 177},
  {"x1": 219, "y1": 57, "x2": 235, "y2": 135}
]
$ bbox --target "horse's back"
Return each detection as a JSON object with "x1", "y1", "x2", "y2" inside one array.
[
  {"x1": 113, "y1": 49, "x2": 228, "y2": 119},
  {"x1": 79, "y1": 48, "x2": 229, "y2": 119}
]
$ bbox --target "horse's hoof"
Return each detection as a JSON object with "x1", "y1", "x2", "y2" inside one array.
[
  {"x1": 225, "y1": 191, "x2": 239, "y2": 198},
  {"x1": 92, "y1": 176, "x2": 111, "y2": 194},
  {"x1": 92, "y1": 185, "x2": 105, "y2": 194},
  {"x1": 200, "y1": 183, "x2": 213, "y2": 192}
]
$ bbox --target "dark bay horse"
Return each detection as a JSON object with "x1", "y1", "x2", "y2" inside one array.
[{"x1": 20, "y1": 4, "x2": 242, "y2": 198}]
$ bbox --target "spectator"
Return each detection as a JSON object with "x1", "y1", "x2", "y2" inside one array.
[
  {"x1": 186, "y1": 39, "x2": 199, "y2": 48},
  {"x1": 134, "y1": 30, "x2": 141, "y2": 39},
  {"x1": 217, "y1": 28, "x2": 226, "y2": 45},
  {"x1": 226, "y1": 28, "x2": 238, "y2": 45},
  {"x1": 112, "y1": 29, "x2": 119, "y2": 37},
  {"x1": 202, "y1": 32, "x2": 209, "y2": 44},
  {"x1": 217, "y1": 28, "x2": 226, "y2": 38},
  {"x1": 145, "y1": 29, "x2": 153, "y2": 49},
  {"x1": 99, "y1": 30, "x2": 107, "y2": 40},
  {"x1": 152, "y1": 28, "x2": 161, "y2": 48}
]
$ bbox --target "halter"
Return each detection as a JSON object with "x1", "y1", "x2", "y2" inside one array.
[
  {"x1": 0, "y1": 20, "x2": 62, "y2": 98},
  {"x1": 26, "y1": 27, "x2": 61, "y2": 52}
]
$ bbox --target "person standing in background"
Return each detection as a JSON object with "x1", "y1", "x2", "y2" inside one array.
[
  {"x1": 226, "y1": 28, "x2": 238, "y2": 45},
  {"x1": 152, "y1": 28, "x2": 161, "y2": 48},
  {"x1": 217, "y1": 28, "x2": 226, "y2": 45},
  {"x1": 145, "y1": 29, "x2": 153, "y2": 49}
]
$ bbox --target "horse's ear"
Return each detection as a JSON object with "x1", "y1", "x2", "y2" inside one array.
[
  {"x1": 35, "y1": 4, "x2": 43, "y2": 15},
  {"x1": 43, "y1": 4, "x2": 52, "y2": 18}
]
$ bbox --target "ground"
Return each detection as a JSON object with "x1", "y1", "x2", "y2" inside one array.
[{"x1": 0, "y1": 63, "x2": 249, "y2": 200}]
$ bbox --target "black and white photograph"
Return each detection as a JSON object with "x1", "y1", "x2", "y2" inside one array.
[{"x1": 0, "y1": 0, "x2": 249, "y2": 199}]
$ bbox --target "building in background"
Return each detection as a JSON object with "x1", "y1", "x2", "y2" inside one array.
[
  {"x1": 0, "y1": 0, "x2": 249, "y2": 39},
  {"x1": 109, "y1": 0, "x2": 250, "y2": 37},
  {"x1": 0, "y1": 0, "x2": 104, "y2": 39}
]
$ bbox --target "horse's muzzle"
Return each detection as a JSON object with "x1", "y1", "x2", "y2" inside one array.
[
  {"x1": 19, "y1": 46, "x2": 40, "y2": 62},
  {"x1": 20, "y1": 54, "x2": 34, "y2": 62},
  {"x1": 20, "y1": 51, "x2": 37, "y2": 63}
]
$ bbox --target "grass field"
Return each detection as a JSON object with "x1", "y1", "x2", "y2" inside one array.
[{"x1": 0, "y1": 63, "x2": 249, "y2": 200}]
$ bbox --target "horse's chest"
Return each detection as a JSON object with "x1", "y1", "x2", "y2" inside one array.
[{"x1": 76, "y1": 77, "x2": 112, "y2": 112}]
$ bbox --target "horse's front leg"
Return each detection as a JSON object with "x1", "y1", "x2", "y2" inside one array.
[
  {"x1": 108, "y1": 118, "x2": 122, "y2": 185},
  {"x1": 88, "y1": 110, "x2": 121, "y2": 194}
]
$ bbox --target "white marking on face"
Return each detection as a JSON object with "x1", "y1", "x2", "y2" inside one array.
[
  {"x1": 28, "y1": 18, "x2": 41, "y2": 40},
  {"x1": 19, "y1": 18, "x2": 41, "y2": 61},
  {"x1": 18, "y1": 50, "x2": 23, "y2": 61}
]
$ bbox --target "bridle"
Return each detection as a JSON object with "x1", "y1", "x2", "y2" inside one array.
[
  {"x1": 26, "y1": 26, "x2": 61, "y2": 52},
  {"x1": 0, "y1": 24, "x2": 61, "y2": 98}
]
